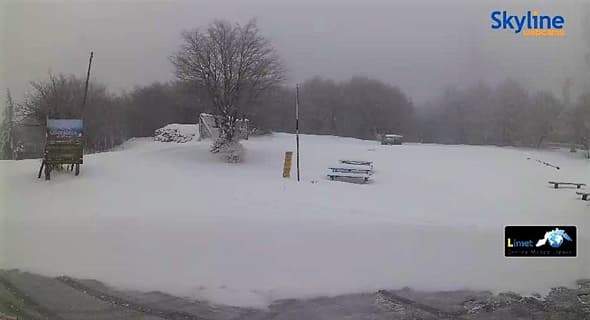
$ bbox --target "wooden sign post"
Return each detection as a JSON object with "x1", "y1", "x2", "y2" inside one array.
[
  {"x1": 283, "y1": 151, "x2": 293, "y2": 178},
  {"x1": 295, "y1": 84, "x2": 300, "y2": 181}
]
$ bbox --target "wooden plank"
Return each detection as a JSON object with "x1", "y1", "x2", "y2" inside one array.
[
  {"x1": 327, "y1": 172, "x2": 371, "y2": 179},
  {"x1": 339, "y1": 160, "x2": 373, "y2": 166},
  {"x1": 329, "y1": 167, "x2": 372, "y2": 173},
  {"x1": 45, "y1": 142, "x2": 83, "y2": 164},
  {"x1": 283, "y1": 152, "x2": 293, "y2": 178}
]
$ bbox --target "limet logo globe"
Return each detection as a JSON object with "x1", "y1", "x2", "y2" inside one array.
[
  {"x1": 536, "y1": 228, "x2": 573, "y2": 248},
  {"x1": 490, "y1": 10, "x2": 566, "y2": 37}
]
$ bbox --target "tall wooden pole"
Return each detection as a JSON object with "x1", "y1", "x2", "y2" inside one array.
[
  {"x1": 81, "y1": 51, "x2": 94, "y2": 111},
  {"x1": 295, "y1": 84, "x2": 300, "y2": 182}
]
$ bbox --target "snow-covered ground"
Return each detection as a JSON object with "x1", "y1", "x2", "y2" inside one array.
[{"x1": 1, "y1": 133, "x2": 589, "y2": 308}]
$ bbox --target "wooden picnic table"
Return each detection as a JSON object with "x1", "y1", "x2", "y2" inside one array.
[{"x1": 327, "y1": 166, "x2": 372, "y2": 183}]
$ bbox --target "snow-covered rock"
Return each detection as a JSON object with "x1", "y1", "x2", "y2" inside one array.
[{"x1": 154, "y1": 124, "x2": 198, "y2": 143}]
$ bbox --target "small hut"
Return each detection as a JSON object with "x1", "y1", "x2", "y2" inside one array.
[{"x1": 381, "y1": 134, "x2": 403, "y2": 145}]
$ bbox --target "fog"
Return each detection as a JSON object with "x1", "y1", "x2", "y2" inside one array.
[
  {"x1": 2, "y1": 1, "x2": 590, "y2": 313},
  {"x1": 1, "y1": 0, "x2": 589, "y2": 104}
]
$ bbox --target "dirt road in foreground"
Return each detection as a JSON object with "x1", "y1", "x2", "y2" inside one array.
[{"x1": 0, "y1": 269, "x2": 588, "y2": 320}]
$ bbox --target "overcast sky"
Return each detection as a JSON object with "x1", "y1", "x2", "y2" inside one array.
[{"x1": 1, "y1": 0, "x2": 589, "y2": 105}]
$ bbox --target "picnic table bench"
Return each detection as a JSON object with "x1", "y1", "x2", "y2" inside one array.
[
  {"x1": 327, "y1": 167, "x2": 372, "y2": 182},
  {"x1": 327, "y1": 160, "x2": 374, "y2": 183},
  {"x1": 577, "y1": 192, "x2": 590, "y2": 200},
  {"x1": 548, "y1": 181, "x2": 586, "y2": 189}
]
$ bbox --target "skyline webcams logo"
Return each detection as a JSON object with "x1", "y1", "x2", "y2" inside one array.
[
  {"x1": 505, "y1": 226, "x2": 576, "y2": 257},
  {"x1": 491, "y1": 10, "x2": 566, "y2": 37}
]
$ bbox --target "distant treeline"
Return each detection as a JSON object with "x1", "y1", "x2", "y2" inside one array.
[
  {"x1": 419, "y1": 79, "x2": 589, "y2": 148},
  {"x1": 251, "y1": 76, "x2": 416, "y2": 140},
  {"x1": 1, "y1": 73, "x2": 589, "y2": 158},
  {"x1": 3, "y1": 75, "x2": 206, "y2": 154}
]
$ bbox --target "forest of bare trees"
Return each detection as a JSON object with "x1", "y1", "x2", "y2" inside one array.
[
  {"x1": 418, "y1": 79, "x2": 589, "y2": 152},
  {"x1": 1, "y1": 17, "x2": 589, "y2": 160},
  {"x1": 2, "y1": 72, "x2": 590, "y2": 160},
  {"x1": 249, "y1": 76, "x2": 416, "y2": 140},
  {"x1": 0, "y1": 75, "x2": 210, "y2": 156}
]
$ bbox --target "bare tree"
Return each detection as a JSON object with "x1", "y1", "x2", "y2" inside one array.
[
  {"x1": 17, "y1": 73, "x2": 126, "y2": 152},
  {"x1": 171, "y1": 19, "x2": 285, "y2": 159},
  {"x1": 0, "y1": 89, "x2": 15, "y2": 159},
  {"x1": 528, "y1": 91, "x2": 562, "y2": 148},
  {"x1": 493, "y1": 79, "x2": 528, "y2": 146},
  {"x1": 572, "y1": 93, "x2": 590, "y2": 157},
  {"x1": 18, "y1": 74, "x2": 85, "y2": 122}
]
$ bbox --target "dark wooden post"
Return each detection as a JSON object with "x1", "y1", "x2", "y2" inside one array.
[{"x1": 295, "y1": 84, "x2": 300, "y2": 182}]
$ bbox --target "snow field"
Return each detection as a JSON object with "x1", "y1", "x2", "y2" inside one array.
[{"x1": 1, "y1": 133, "x2": 588, "y2": 307}]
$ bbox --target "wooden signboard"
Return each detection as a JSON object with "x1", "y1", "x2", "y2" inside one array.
[
  {"x1": 283, "y1": 151, "x2": 293, "y2": 178},
  {"x1": 38, "y1": 119, "x2": 84, "y2": 180}
]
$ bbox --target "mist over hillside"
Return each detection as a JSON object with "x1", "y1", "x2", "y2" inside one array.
[{"x1": 2, "y1": 0, "x2": 589, "y2": 103}]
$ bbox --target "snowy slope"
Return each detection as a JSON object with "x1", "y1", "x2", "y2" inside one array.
[{"x1": 1, "y1": 133, "x2": 589, "y2": 307}]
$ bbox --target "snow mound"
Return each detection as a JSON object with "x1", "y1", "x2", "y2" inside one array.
[{"x1": 154, "y1": 124, "x2": 198, "y2": 143}]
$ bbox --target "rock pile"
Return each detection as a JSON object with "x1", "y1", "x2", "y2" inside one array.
[{"x1": 154, "y1": 124, "x2": 197, "y2": 143}]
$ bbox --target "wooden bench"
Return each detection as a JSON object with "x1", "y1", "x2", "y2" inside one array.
[
  {"x1": 327, "y1": 167, "x2": 372, "y2": 183},
  {"x1": 548, "y1": 181, "x2": 586, "y2": 189},
  {"x1": 577, "y1": 192, "x2": 590, "y2": 200}
]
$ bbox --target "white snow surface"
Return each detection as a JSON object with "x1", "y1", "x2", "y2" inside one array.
[{"x1": 1, "y1": 133, "x2": 589, "y2": 308}]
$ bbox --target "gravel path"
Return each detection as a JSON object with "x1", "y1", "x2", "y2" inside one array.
[{"x1": 1, "y1": 270, "x2": 589, "y2": 320}]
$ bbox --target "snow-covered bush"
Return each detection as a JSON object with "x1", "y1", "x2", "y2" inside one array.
[
  {"x1": 212, "y1": 139, "x2": 244, "y2": 163},
  {"x1": 154, "y1": 124, "x2": 197, "y2": 143}
]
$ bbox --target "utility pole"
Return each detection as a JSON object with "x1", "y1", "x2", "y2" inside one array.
[
  {"x1": 81, "y1": 51, "x2": 94, "y2": 111},
  {"x1": 295, "y1": 84, "x2": 300, "y2": 182}
]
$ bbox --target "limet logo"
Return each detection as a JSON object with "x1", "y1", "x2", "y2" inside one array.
[
  {"x1": 491, "y1": 10, "x2": 566, "y2": 37},
  {"x1": 505, "y1": 226, "x2": 576, "y2": 257}
]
